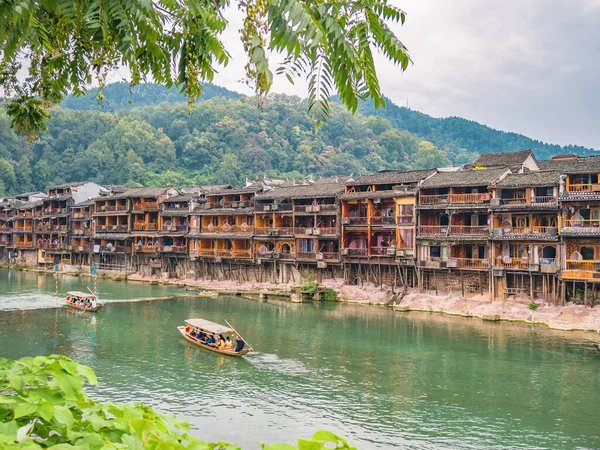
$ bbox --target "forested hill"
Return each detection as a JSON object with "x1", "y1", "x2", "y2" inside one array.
[
  {"x1": 356, "y1": 99, "x2": 598, "y2": 163},
  {"x1": 0, "y1": 82, "x2": 596, "y2": 195},
  {"x1": 60, "y1": 82, "x2": 242, "y2": 111}
]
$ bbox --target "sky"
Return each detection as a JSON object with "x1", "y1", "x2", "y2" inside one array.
[{"x1": 160, "y1": 0, "x2": 600, "y2": 150}]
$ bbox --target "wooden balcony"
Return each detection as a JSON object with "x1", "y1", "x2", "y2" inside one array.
[
  {"x1": 567, "y1": 184, "x2": 596, "y2": 193},
  {"x1": 562, "y1": 260, "x2": 600, "y2": 280},
  {"x1": 72, "y1": 212, "x2": 91, "y2": 219},
  {"x1": 419, "y1": 193, "x2": 491, "y2": 205},
  {"x1": 162, "y1": 225, "x2": 190, "y2": 233},
  {"x1": 233, "y1": 249, "x2": 252, "y2": 258},
  {"x1": 341, "y1": 248, "x2": 368, "y2": 257},
  {"x1": 204, "y1": 225, "x2": 252, "y2": 234},
  {"x1": 16, "y1": 241, "x2": 33, "y2": 248},
  {"x1": 295, "y1": 227, "x2": 338, "y2": 236},
  {"x1": 133, "y1": 201, "x2": 159, "y2": 211},
  {"x1": 418, "y1": 225, "x2": 488, "y2": 236},
  {"x1": 72, "y1": 245, "x2": 91, "y2": 252},
  {"x1": 370, "y1": 216, "x2": 396, "y2": 226},
  {"x1": 133, "y1": 223, "x2": 158, "y2": 231},
  {"x1": 492, "y1": 226, "x2": 558, "y2": 237},
  {"x1": 370, "y1": 247, "x2": 397, "y2": 256},
  {"x1": 560, "y1": 220, "x2": 600, "y2": 236},
  {"x1": 98, "y1": 245, "x2": 132, "y2": 254},
  {"x1": 341, "y1": 217, "x2": 368, "y2": 226},
  {"x1": 160, "y1": 245, "x2": 188, "y2": 254},
  {"x1": 493, "y1": 257, "x2": 530, "y2": 270},
  {"x1": 15, "y1": 225, "x2": 33, "y2": 232},
  {"x1": 134, "y1": 245, "x2": 159, "y2": 253},
  {"x1": 253, "y1": 227, "x2": 293, "y2": 236},
  {"x1": 450, "y1": 258, "x2": 489, "y2": 269},
  {"x1": 72, "y1": 228, "x2": 92, "y2": 235}
]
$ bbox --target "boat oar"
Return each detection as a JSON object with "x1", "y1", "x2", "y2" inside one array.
[
  {"x1": 87, "y1": 287, "x2": 104, "y2": 307},
  {"x1": 224, "y1": 319, "x2": 254, "y2": 352}
]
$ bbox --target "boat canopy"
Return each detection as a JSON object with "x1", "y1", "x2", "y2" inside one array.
[
  {"x1": 185, "y1": 318, "x2": 233, "y2": 335},
  {"x1": 67, "y1": 291, "x2": 97, "y2": 299}
]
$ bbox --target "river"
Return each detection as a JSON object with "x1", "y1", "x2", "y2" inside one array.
[{"x1": 0, "y1": 269, "x2": 599, "y2": 449}]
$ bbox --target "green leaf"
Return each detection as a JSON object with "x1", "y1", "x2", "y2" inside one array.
[
  {"x1": 14, "y1": 401, "x2": 37, "y2": 419},
  {"x1": 75, "y1": 364, "x2": 98, "y2": 385},
  {"x1": 297, "y1": 439, "x2": 323, "y2": 450},
  {"x1": 53, "y1": 405, "x2": 74, "y2": 429},
  {"x1": 311, "y1": 430, "x2": 341, "y2": 443},
  {"x1": 263, "y1": 444, "x2": 297, "y2": 450},
  {"x1": 59, "y1": 359, "x2": 78, "y2": 375},
  {"x1": 38, "y1": 402, "x2": 55, "y2": 422}
]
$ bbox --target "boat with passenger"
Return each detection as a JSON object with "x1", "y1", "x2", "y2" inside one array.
[
  {"x1": 65, "y1": 291, "x2": 104, "y2": 312},
  {"x1": 177, "y1": 318, "x2": 252, "y2": 356}
]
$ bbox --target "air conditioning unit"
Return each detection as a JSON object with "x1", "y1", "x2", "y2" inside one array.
[
  {"x1": 316, "y1": 253, "x2": 324, "y2": 260},
  {"x1": 215, "y1": 257, "x2": 222, "y2": 263},
  {"x1": 493, "y1": 269, "x2": 503, "y2": 277},
  {"x1": 232, "y1": 201, "x2": 239, "y2": 208},
  {"x1": 341, "y1": 248, "x2": 349, "y2": 255},
  {"x1": 373, "y1": 198, "x2": 381, "y2": 204},
  {"x1": 270, "y1": 229, "x2": 279, "y2": 236},
  {"x1": 396, "y1": 250, "x2": 405, "y2": 257},
  {"x1": 271, "y1": 204, "x2": 279, "y2": 211},
  {"x1": 493, "y1": 228, "x2": 503, "y2": 236},
  {"x1": 394, "y1": 185, "x2": 408, "y2": 192},
  {"x1": 305, "y1": 228, "x2": 313, "y2": 235},
  {"x1": 594, "y1": 262, "x2": 600, "y2": 271},
  {"x1": 490, "y1": 198, "x2": 501, "y2": 207},
  {"x1": 528, "y1": 263, "x2": 539, "y2": 272},
  {"x1": 305, "y1": 206, "x2": 313, "y2": 212},
  {"x1": 386, "y1": 248, "x2": 396, "y2": 255},
  {"x1": 256, "y1": 259, "x2": 262, "y2": 265},
  {"x1": 405, "y1": 249, "x2": 415, "y2": 257},
  {"x1": 263, "y1": 205, "x2": 271, "y2": 211},
  {"x1": 341, "y1": 217, "x2": 350, "y2": 225},
  {"x1": 312, "y1": 205, "x2": 320, "y2": 212},
  {"x1": 439, "y1": 261, "x2": 447, "y2": 268},
  {"x1": 313, "y1": 228, "x2": 321, "y2": 235},
  {"x1": 317, "y1": 261, "x2": 327, "y2": 268},
  {"x1": 239, "y1": 201, "x2": 246, "y2": 207},
  {"x1": 111, "y1": 225, "x2": 117, "y2": 230},
  {"x1": 446, "y1": 259, "x2": 458, "y2": 268}
]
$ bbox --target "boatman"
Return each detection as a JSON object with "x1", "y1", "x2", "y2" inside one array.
[{"x1": 235, "y1": 334, "x2": 245, "y2": 352}]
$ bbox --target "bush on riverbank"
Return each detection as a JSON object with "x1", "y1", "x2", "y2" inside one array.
[{"x1": 0, "y1": 355, "x2": 356, "y2": 449}]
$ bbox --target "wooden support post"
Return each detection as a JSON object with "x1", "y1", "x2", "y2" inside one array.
[
  {"x1": 529, "y1": 273, "x2": 533, "y2": 302},
  {"x1": 585, "y1": 281, "x2": 588, "y2": 307}
]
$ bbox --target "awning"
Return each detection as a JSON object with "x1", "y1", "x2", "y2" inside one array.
[{"x1": 184, "y1": 318, "x2": 233, "y2": 334}]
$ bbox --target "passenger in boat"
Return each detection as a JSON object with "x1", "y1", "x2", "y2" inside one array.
[
  {"x1": 204, "y1": 334, "x2": 216, "y2": 346},
  {"x1": 224, "y1": 337, "x2": 234, "y2": 350},
  {"x1": 234, "y1": 335, "x2": 245, "y2": 352},
  {"x1": 196, "y1": 330, "x2": 205, "y2": 340},
  {"x1": 185, "y1": 325, "x2": 190, "y2": 334},
  {"x1": 216, "y1": 334, "x2": 226, "y2": 349}
]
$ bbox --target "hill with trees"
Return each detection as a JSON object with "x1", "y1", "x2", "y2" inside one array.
[{"x1": 0, "y1": 83, "x2": 596, "y2": 195}]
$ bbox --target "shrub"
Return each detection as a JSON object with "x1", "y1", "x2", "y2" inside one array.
[
  {"x1": 528, "y1": 302, "x2": 538, "y2": 310},
  {"x1": 0, "y1": 355, "x2": 357, "y2": 449},
  {"x1": 322, "y1": 288, "x2": 338, "y2": 301}
]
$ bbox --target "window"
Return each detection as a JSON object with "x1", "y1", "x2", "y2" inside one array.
[
  {"x1": 298, "y1": 239, "x2": 314, "y2": 253},
  {"x1": 430, "y1": 246, "x2": 441, "y2": 258},
  {"x1": 580, "y1": 247, "x2": 595, "y2": 260}
]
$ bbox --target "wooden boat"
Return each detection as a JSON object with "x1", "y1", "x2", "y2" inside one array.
[
  {"x1": 177, "y1": 318, "x2": 252, "y2": 356},
  {"x1": 65, "y1": 291, "x2": 104, "y2": 312}
]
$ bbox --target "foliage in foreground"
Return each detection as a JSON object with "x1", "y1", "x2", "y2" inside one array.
[{"x1": 0, "y1": 355, "x2": 356, "y2": 449}]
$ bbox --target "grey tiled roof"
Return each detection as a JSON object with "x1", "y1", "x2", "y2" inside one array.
[
  {"x1": 48, "y1": 181, "x2": 88, "y2": 190},
  {"x1": 340, "y1": 191, "x2": 414, "y2": 200},
  {"x1": 159, "y1": 210, "x2": 191, "y2": 217},
  {"x1": 17, "y1": 201, "x2": 43, "y2": 210},
  {"x1": 256, "y1": 183, "x2": 345, "y2": 200},
  {"x1": 538, "y1": 155, "x2": 600, "y2": 172},
  {"x1": 186, "y1": 232, "x2": 252, "y2": 239},
  {"x1": 93, "y1": 233, "x2": 131, "y2": 240},
  {"x1": 190, "y1": 207, "x2": 255, "y2": 216},
  {"x1": 108, "y1": 187, "x2": 173, "y2": 199},
  {"x1": 472, "y1": 150, "x2": 533, "y2": 167},
  {"x1": 495, "y1": 171, "x2": 560, "y2": 188},
  {"x1": 420, "y1": 168, "x2": 510, "y2": 189},
  {"x1": 346, "y1": 169, "x2": 436, "y2": 186}
]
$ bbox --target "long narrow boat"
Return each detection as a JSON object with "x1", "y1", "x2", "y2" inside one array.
[
  {"x1": 177, "y1": 318, "x2": 251, "y2": 356},
  {"x1": 65, "y1": 291, "x2": 104, "y2": 312}
]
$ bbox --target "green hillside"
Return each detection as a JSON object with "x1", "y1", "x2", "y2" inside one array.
[{"x1": 0, "y1": 82, "x2": 596, "y2": 195}]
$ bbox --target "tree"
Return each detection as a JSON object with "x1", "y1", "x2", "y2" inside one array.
[
  {"x1": 411, "y1": 141, "x2": 451, "y2": 170},
  {"x1": 0, "y1": 0, "x2": 410, "y2": 138}
]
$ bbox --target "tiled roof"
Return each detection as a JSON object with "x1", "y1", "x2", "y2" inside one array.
[
  {"x1": 43, "y1": 194, "x2": 72, "y2": 202},
  {"x1": 186, "y1": 232, "x2": 251, "y2": 239},
  {"x1": 256, "y1": 183, "x2": 345, "y2": 200},
  {"x1": 495, "y1": 171, "x2": 560, "y2": 188},
  {"x1": 160, "y1": 194, "x2": 194, "y2": 203},
  {"x1": 72, "y1": 200, "x2": 94, "y2": 207},
  {"x1": 472, "y1": 150, "x2": 533, "y2": 167},
  {"x1": 48, "y1": 181, "x2": 89, "y2": 190},
  {"x1": 190, "y1": 207, "x2": 255, "y2": 216},
  {"x1": 346, "y1": 169, "x2": 436, "y2": 186},
  {"x1": 93, "y1": 233, "x2": 131, "y2": 240},
  {"x1": 420, "y1": 168, "x2": 510, "y2": 189},
  {"x1": 538, "y1": 155, "x2": 600, "y2": 172},
  {"x1": 17, "y1": 201, "x2": 43, "y2": 210},
  {"x1": 340, "y1": 191, "x2": 414, "y2": 200},
  {"x1": 109, "y1": 187, "x2": 173, "y2": 199},
  {"x1": 159, "y1": 210, "x2": 191, "y2": 217}
]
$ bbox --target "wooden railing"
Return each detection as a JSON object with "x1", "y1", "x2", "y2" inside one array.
[
  {"x1": 204, "y1": 225, "x2": 252, "y2": 234},
  {"x1": 320, "y1": 252, "x2": 340, "y2": 260},
  {"x1": 567, "y1": 184, "x2": 594, "y2": 193},
  {"x1": 342, "y1": 217, "x2": 368, "y2": 226},
  {"x1": 565, "y1": 219, "x2": 600, "y2": 228},
  {"x1": 253, "y1": 227, "x2": 293, "y2": 235},
  {"x1": 72, "y1": 212, "x2": 91, "y2": 219},
  {"x1": 370, "y1": 216, "x2": 396, "y2": 225},
  {"x1": 532, "y1": 196, "x2": 557, "y2": 205},
  {"x1": 297, "y1": 252, "x2": 317, "y2": 260},
  {"x1": 313, "y1": 227, "x2": 337, "y2": 235},
  {"x1": 233, "y1": 249, "x2": 252, "y2": 258},
  {"x1": 15, "y1": 225, "x2": 33, "y2": 232},
  {"x1": 343, "y1": 248, "x2": 368, "y2": 256},
  {"x1": 398, "y1": 215, "x2": 414, "y2": 224},
  {"x1": 72, "y1": 228, "x2": 91, "y2": 235},
  {"x1": 133, "y1": 223, "x2": 158, "y2": 231},
  {"x1": 494, "y1": 257, "x2": 530, "y2": 269},
  {"x1": 500, "y1": 198, "x2": 526, "y2": 206},
  {"x1": 420, "y1": 193, "x2": 491, "y2": 205},
  {"x1": 565, "y1": 260, "x2": 597, "y2": 271},
  {"x1": 72, "y1": 245, "x2": 91, "y2": 252},
  {"x1": 450, "y1": 225, "x2": 488, "y2": 235},
  {"x1": 133, "y1": 201, "x2": 158, "y2": 210},
  {"x1": 134, "y1": 245, "x2": 159, "y2": 253},
  {"x1": 98, "y1": 246, "x2": 132, "y2": 253},
  {"x1": 162, "y1": 225, "x2": 189, "y2": 232},
  {"x1": 453, "y1": 258, "x2": 489, "y2": 269},
  {"x1": 161, "y1": 246, "x2": 187, "y2": 253},
  {"x1": 370, "y1": 247, "x2": 396, "y2": 256},
  {"x1": 17, "y1": 241, "x2": 33, "y2": 248}
]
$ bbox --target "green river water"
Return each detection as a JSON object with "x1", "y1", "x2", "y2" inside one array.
[{"x1": 0, "y1": 269, "x2": 600, "y2": 449}]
